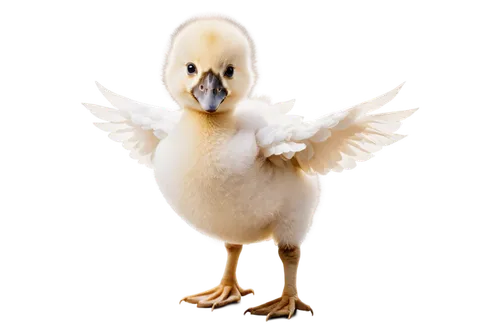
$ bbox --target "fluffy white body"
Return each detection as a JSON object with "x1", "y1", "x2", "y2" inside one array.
[
  {"x1": 154, "y1": 109, "x2": 319, "y2": 245},
  {"x1": 83, "y1": 17, "x2": 417, "y2": 319}
]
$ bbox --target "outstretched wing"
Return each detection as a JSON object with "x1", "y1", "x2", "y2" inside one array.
[
  {"x1": 255, "y1": 83, "x2": 417, "y2": 174},
  {"x1": 82, "y1": 82, "x2": 181, "y2": 167},
  {"x1": 234, "y1": 97, "x2": 297, "y2": 130}
]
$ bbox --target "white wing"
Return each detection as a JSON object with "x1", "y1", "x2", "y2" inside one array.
[
  {"x1": 255, "y1": 83, "x2": 417, "y2": 174},
  {"x1": 82, "y1": 82, "x2": 181, "y2": 167},
  {"x1": 234, "y1": 97, "x2": 296, "y2": 128}
]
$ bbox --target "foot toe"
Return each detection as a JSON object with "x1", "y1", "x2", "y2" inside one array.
[
  {"x1": 266, "y1": 309, "x2": 290, "y2": 321},
  {"x1": 180, "y1": 285, "x2": 221, "y2": 304},
  {"x1": 246, "y1": 296, "x2": 312, "y2": 320},
  {"x1": 244, "y1": 296, "x2": 281, "y2": 315},
  {"x1": 288, "y1": 298, "x2": 296, "y2": 319},
  {"x1": 240, "y1": 288, "x2": 254, "y2": 296},
  {"x1": 181, "y1": 283, "x2": 251, "y2": 310},
  {"x1": 296, "y1": 299, "x2": 314, "y2": 315},
  {"x1": 212, "y1": 295, "x2": 241, "y2": 310}
]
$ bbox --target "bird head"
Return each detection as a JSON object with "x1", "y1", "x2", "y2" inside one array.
[{"x1": 163, "y1": 17, "x2": 256, "y2": 114}]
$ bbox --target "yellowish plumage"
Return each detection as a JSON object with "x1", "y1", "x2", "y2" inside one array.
[{"x1": 83, "y1": 17, "x2": 417, "y2": 319}]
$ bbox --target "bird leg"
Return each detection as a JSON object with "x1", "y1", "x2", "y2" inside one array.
[
  {"x1": 180, "y1": 243, "x2": 254, "y2": 310},
  {"x1": 244, "y1": 245, "x2": 313, "y2": 320}
]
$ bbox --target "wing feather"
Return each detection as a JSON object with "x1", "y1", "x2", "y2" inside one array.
[
  {"x1": 83, "y1": 82, "x2": 181, "y2": 167},
  {"x1": 255, "y1": 83, "x2": 417, "y2": 173}
]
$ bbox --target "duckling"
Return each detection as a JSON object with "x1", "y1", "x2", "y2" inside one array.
[{"x1": 83, "y1": 17, "x2": 417, "y2": 320}]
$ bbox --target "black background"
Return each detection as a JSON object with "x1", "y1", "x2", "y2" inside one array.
[{"x1": 61, "y1": 3, "x2": 438, "y2": 329}]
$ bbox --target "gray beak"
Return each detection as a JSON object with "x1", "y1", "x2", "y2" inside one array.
[{"x1": 192, "y1": 71, "x2": 228, "y2": 113}]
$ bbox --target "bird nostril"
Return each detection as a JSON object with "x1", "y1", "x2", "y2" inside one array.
[{"x1": 212, "y1": 88, "x2": 217, "y2": 95}]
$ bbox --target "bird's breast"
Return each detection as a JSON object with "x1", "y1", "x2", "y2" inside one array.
[{"x1": 152, "y1": 116, "x2": 274, "y2": 243}]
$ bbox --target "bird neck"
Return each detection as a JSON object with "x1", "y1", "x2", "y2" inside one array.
[{"x1": 183, "y1": 108, "x2": 237, "y2": 132}]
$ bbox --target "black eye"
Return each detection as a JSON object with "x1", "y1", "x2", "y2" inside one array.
[
  {"x1": 187, "y1": 63, "x2": 197, "y2": 75},
  {"x1": 224, "y1": 66, "x2": 234, "y2": 78}
]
